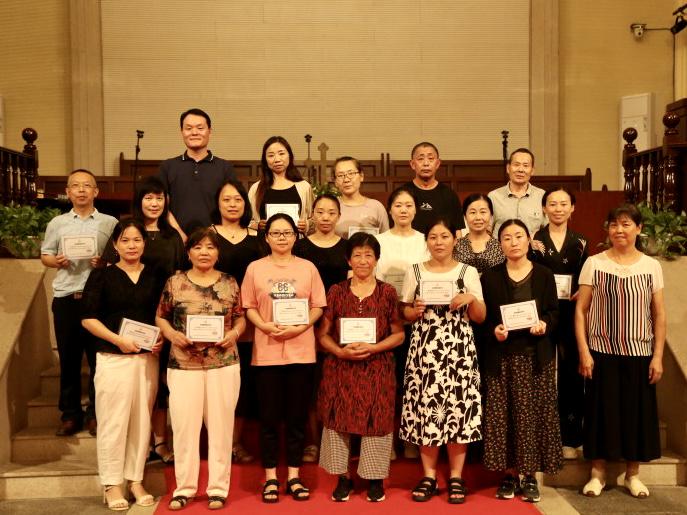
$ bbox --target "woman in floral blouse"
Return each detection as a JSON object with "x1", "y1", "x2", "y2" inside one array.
[{"x1": 156, "y1": 228, "x2": 246, "y2": 511}]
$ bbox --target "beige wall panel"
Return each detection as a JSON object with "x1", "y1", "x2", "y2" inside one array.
[
  {"x1": 0, "y1": 1, "x2": 71, "y2": 176},
  {"x1": 101, "y1": 0, "x2": 530, "y2": 175},
  {"x1": 560, "y1": 1, "x2": 674, "y2": 190}
]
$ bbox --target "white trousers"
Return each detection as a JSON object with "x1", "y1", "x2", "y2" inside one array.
[
  {"x1": 168, "y1": 365, "x2": 240, "y2": 498},
  {"x1": 95, "y1": 352, "x2": 158, "y2": 485}
]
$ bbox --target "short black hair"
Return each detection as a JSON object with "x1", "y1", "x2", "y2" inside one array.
[
  {"x1": 264, "y1": 213, "x2": 299, "y2": 236},
  {"x1": 606, "y1": 203, "x2": 643, "y2": 251},
  {"x1": 497, "y1": 218, "x2": 531, "y2": 241},
  {"x1": 185, "y1": 226, "x2": 220, "y2": 252},
  {"x1": 68, "y1": 169, "x2": 97, "y2": 186},
  {"x1": 214, "y1": 179, "x2": 252, "y2": 228},
  {"x1": 333, "y1": 156, "x2": 362, "y2": 175},
  {"x1": 179, "y1": 108, "x2": 211, "y2": 129},
  {"x1": 462, "y1": 193, "x2": 494, "y2": 215},
  {"x1": 386, "y1": 185, "x2": 418, "y2": 228},
  {"x1": 508, "y1": 147, "x2": 535, "y2": 167},
  {"x1": 542, "y1": 186, "x2": 576, "y2": 206},
  {"x1": 346, "y1": 232, "x2": 381, "y2": 260},
  {"x1": 313, "y1": 193, "x2": 341, "y2": 212},
  {"x1": 111, "y1": 217, "x2": 148, "y2": 243},
  {"x1": 423, "y1": 215, "x2": 458, "y2": 240},
  {"x1": 411, "y1": 142, "x2": 439, "y2": 159}
]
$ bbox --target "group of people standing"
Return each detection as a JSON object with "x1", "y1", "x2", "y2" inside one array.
[{"x1": 40, "y1": 108, "x2": 666, "y2": 510}]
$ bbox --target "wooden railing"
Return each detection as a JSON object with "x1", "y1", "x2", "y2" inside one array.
[
  {"x1": 623, "y1": 99, "x2": 687, "y2": 213},
  {"x1": 0, "y1": 129, "x2": 39, "y2": 206}
]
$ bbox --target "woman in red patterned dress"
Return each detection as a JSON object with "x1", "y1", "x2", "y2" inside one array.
[{"x1": 316, "y1": 232, "x2": 405, "y2": 503}]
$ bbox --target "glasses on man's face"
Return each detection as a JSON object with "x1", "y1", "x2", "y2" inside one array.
[
  {"x1": 334, "y1": 171, "x2": 360, "y2": 181},
  {"x1": 68, "y1": 183, "x2": 95, "y2": 190},
  {"x1": 268, "y1": 230, "x2": 295, "y2": 239}
]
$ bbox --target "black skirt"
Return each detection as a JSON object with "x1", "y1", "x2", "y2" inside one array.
[{"x1": 583, "y1": 351, "x2": 660, "y2": 462}]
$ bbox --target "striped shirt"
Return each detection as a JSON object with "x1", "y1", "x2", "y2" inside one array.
[{"x1": 579, "y1": 252, "x2": 663, "y2": 356}]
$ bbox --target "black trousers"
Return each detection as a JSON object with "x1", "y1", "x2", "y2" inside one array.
[
  {"x1": 254, "y1": 363, "x2": 315, "y2": 469},
  {"x1": 52, "y1": 295, "x2": 96, "y2": 423},
  {"x1": 556, "y1": 306, "x2": 585, "y2": 447}
]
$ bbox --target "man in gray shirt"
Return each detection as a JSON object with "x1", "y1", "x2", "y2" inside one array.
[
  {"x1": 488, "y1": 147, "x2": 545, "y2": 236},
  {"x1": 41, "y1": 169, "x2": 117, "y2": 436}
]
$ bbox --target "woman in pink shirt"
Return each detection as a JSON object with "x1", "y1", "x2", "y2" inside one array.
[{"x1": 241, "y1": 213, "x2": 327, "y2": 503}]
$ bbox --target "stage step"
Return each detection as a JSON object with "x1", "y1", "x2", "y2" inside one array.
[
  {"x1": 0, "y1": 459, "x2": 167, "y2": 500},
  {"x1": 544, "y1": 450, "x2": 687, "y2": 487},
  {"x1": 11, "y1": 427, "x2": 96, "y2": 463},
  {"x1": 39, "y1": 365, "x2": 89, "y2": 398},
  {"x1": 26, "y1": 393, "x2": 88, "y2": 429}
]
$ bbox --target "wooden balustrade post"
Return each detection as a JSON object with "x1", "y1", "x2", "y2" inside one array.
[
  {"x1": 10, "y1": 154, "x2": 19, "y2": 203},
  {"x1": 22, "y1": 128, "x2": 38, "y2": 205},
  {"x1": 622, "y1": 127, "x2": 638, "y2": 204},
  {"x1": 661, "y1": 112, "x2": 680, "y2": 212},
  {"x1": 640, "y1": 154, "x2": 649, "y2": 207},
  {"x1": 650, "y1": 151, "x2": 660, "y2": 211}
]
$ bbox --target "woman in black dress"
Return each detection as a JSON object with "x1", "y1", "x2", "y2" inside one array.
[
  {"x1": 480, "y1": 219, "x2": 562, "y2": 504},
  {"x1": 102, "y1": 176, "x2": 185, "y2": 465},
  {"x1": 82, "y1": 219, "x2": 167, "y2": 510},
  {"x1": 530, "y1": 187, "x2": 588, "y2": 460},
  {"x1": 212, "y1": 178, "x2": 264, "y2": 464},
  {"x1": 293, "y1": 193, "x2": 350, "y2": 463}
]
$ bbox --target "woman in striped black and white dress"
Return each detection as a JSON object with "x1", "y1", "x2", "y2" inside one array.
[{"x1": 575, "y1": 204, "x2": 666, "y2": 499}]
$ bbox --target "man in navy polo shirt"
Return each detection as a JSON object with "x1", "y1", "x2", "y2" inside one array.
[{"x1": 159, "y1": 108, "x2": 235, "y2": 239}]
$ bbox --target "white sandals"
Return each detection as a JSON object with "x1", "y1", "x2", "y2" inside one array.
[
  {"x1": 624, "y1": 475, "x2": 649, "y2": 498},
  {"x1": 582, "y1": 476, "x2": 606, "y2": 497}
]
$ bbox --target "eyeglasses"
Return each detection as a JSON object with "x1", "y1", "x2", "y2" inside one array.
[
  {"x1": 268, "y1": 230, "x2": 295, "y2": 239},
  {"x1": 67, "y1": 183, "x2": 95, "y2": 190},
  {"x1": 334, "y1": 171, "x2": 360, "y2": 180}
]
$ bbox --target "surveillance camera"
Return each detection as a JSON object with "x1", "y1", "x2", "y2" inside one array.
[{"x1": 630, "y1": 23, "x2": 646, "y2": 38}]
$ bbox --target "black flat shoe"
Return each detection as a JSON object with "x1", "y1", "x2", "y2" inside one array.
[
  {"x1": 262, "y1": 479, "x2": 280, "y2": 504},
  {"x1": 286, "y1": 477, "x2": 310, "y2": 501}
]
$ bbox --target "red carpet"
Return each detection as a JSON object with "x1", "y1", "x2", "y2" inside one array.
[{"x1": 154, "y1": 459, "x2": 540, "y2": 514}]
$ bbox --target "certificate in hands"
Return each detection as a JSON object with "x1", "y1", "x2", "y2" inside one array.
[
  {"x1": 186, "y1": 315, "x2": 225, "y2": 343},
  {"x1": 339, "y1": 317, "x2": 376, "y2": 345},
  {"x1": 61, "y1": 234, "x2": 97, "y2": 260},
  {"x1": 500, "y1": 300, "x2": 539, "y2": 331},
  {"x1": 272, "y1": 298, "x2": 310, "y2": 326},
  {"x1": 420, "y1": 280, "x2": 455, "y2": 305},
  {"x1": 265, "y1": 203, "x2": 300, "y2": 225},
  {"x1": 348, "y1": 226, "x2": 379, "y2": 238},
  {"x1": 118, "y1": 318, "x2": 160, "y2": 351},
  {"x1": 554, "y1": 274, "x2": 573, "y2": 300}
]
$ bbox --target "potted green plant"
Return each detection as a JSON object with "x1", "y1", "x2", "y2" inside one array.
[
  {"x1": 0, "y1": 203, "x2": 61, "y2": 258},
  {"x1": 637, "y1": 203, "x2": 687, "y2": 260}
]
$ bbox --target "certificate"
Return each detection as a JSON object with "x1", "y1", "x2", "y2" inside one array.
[
  {"x1": 384, "y1": 271, "x2": 406, "y2": 296},
  {"x1": 500, "y1": 300, "x2": 540, "y2": 331},
  {"x1": 61, "y1": 234, "x2": 97, "y2": 260},
  {"x1": 554, "y1": 274, "x2": 573, "y2": 300},
  {"x1": 265, "y1": 203, "x2": 300, "y2": 224},
  {"x1": 118, "y1": 318, "x2": 159, "y2": 351},
  {"x1": 272, "y1": 298, "x2": 310, "y2": 326},
  {"x1": 340, "y1": 318, "x2": 376, "y2": 344},
  {"x1": 186, "y1": 315, "x2": 225, "y2": 342},
  {"x1": 348, "y1": 226, "x2": 379, "y2": 238},
  {"x1": 420, "y1": 280, "x2": 455, "y2": 305}
]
